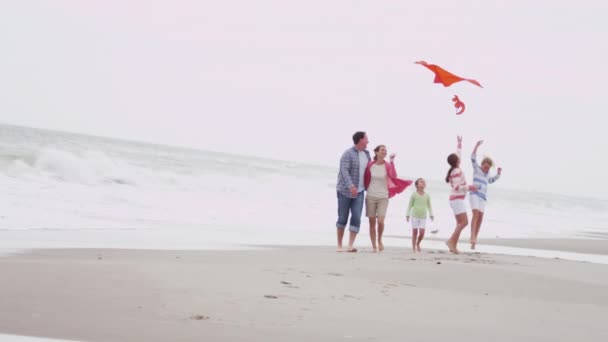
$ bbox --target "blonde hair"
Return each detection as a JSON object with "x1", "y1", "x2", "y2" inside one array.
[{"x1": 481, "y1": 157, "x2": 494, "y2": 168}]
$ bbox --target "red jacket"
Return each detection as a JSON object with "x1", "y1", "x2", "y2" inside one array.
[{"x1": 364, "y1": 161, "x2": 412, "y2": 198}]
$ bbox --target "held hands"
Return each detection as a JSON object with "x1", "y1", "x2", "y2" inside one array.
[
  {"x1": 468, "y1": 185, "x2": 478, "y2": 192},
  {"x1": 457, "y1": 135, "x2": 463, "y2": 147},
  {"x1": 350, "y1": 186, "x2": 358, "y2": 196}
]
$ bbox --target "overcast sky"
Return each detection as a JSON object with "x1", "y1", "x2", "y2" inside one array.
[{"x1": 1, "y1": 0, "x2": 607, "y2": 197}]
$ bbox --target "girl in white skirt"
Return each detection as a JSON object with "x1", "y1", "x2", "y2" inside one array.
[
  {"x1": 469, "y1": 140, "x2": 502, "y2": 249},
  {"x1": 445, "y1": 136, "x2": 477, "y2": 254}
]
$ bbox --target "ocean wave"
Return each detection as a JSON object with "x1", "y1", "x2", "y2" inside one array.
[
  {"x1": 4, "y1": 148, "x2": 135, "y2": 186},
  {"x1": 1, "y1": 124, "x2": 606, "y2": 241}
]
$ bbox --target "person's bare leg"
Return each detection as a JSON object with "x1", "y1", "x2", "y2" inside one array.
[
  {"x1": 337, "y1": 228, "x2": 345, "y2": 251},
  {"x1": 412, "y1": 229, "x2": 418, "y2": 253},
  {"x1": 446, "y1": 213, "x2": 468, "y2": 254},
  {"x1": 347, "y1": 230, "x2": 358, "y2": 252},
  {"x1": 368, "y1": 217, "x2": 377, "y2": 252},
  {"x1": 470, "y1": 210, "x2": 480, "y2": 250},
  {"x1": 454, "y1": 215, "x2": 469, "y2": 253},
  {"x1": 417, "y1": 228, "x2": 425, "y2": 252},
  {"x1": 377, "y1": 216, "x2": 385, "y2": 251},
  {"x1": 474, "y1": 212, "x2": 484, "y2": 246}
]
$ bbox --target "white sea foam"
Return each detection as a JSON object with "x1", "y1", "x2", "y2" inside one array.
[{"x1": 1, "y1": 124, "x2": 607, "y2": 262}]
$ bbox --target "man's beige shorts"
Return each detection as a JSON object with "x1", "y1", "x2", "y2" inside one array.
[{"x1": 365, "y1": 196, "x2": 389, "y2": 217}]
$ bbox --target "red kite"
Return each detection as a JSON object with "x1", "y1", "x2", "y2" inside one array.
[
  {"x1": 415, "y1": 61, "x2": 482, "y2": 88},
  {"x1": 452, "y1": 95, "x2": 465, "y2": 115}
]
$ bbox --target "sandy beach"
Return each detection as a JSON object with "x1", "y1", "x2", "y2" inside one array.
[
  {"x1": 477, "y1": 237, "x2": 608, "y2": 255},
  {"x1": 1, "y1": 245, "x2": 607, "y2": 342},
  {"x1": 3, "y1": 0, "x2": 608, "y2": 341},
  {"x1": 384, "y1": 235, "x2": 608, "y2": 256}
]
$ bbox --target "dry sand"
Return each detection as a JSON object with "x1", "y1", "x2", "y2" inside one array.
[{"x1": 1, "y1": 246, "x2": 607, "y2": 341}]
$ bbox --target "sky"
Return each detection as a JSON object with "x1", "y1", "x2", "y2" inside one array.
[{"x1": 1, "y1": 0, "x2": 607, "y2": 197}]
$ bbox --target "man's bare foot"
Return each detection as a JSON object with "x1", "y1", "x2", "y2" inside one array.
[
  {"x1": 412, "y1": 249, "x2": 417, "y2": 253},
  {"x1": 417, "y1": 246, "x2": 421, "y2": 252},
  {"x1": 372, "y1": 248, "x2": 378, "y2": 253},
  {"x1": 471, "y1": 242, "x2": 476, "y2": 250},
  {"x1": 378, "y1": 241, "x2": 384, "y2": 252},
  {"x1": 336, "y1": 245, "x2": 344, "y2": 252}
]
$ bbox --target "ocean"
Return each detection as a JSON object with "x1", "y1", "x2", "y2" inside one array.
[{"x1": 1, "y1": 124, "x2": 607, "y2": 256}]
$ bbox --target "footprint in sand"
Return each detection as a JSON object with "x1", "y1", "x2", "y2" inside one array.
[
  {"x1": 190, "y1": 315, "x2": 210, "y2": 320},
  {"x1": 343, "y1": 294, "x2": 362, "y2": 300},
  {"x1": 327, "y1": 272, "x2": 343, "y2": 277},
  {"x1": 281, "y1": 281, "x2": 300, "y2": 289}
]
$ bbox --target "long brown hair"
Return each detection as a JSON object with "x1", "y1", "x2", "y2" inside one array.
[
  {"x1": 445, "y1": 153, "x2": 459, "y2": 183},
  {"x1": 373, "y1": 145, "x2": 386, "y2": 161}
]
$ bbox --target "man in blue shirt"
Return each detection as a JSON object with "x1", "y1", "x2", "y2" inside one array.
[{"x1": 336, "y1": 131, "x2": 371, "y2": 252}]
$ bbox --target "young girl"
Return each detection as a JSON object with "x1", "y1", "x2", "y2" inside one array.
[
  {"x1": 364, "y1": 145, "x2": 412, "y2": 252},
  {"x1": 406, "y1": 178, "x2": 434, "y2": 252},
  {"x1": 470, "y1": 140, "x2": 502, "y2": 250},
  {"x1": 445, "y1": 136, "x2": 477, "y2": 254}
]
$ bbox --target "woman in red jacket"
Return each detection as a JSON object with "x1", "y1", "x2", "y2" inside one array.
[{"x1": 364, "y1": 145, "x2": 412, "y2": 252}]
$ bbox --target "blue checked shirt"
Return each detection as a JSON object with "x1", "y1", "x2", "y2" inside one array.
[{"x1": 336, "y1": 147, "x2": 371, "y2": 198}]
